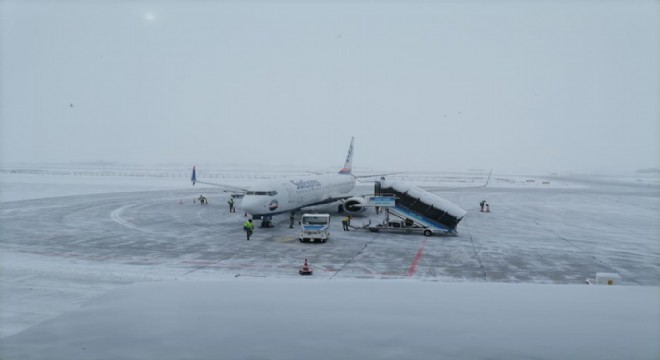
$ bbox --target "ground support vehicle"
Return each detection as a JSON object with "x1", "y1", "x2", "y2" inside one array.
[
  {"x1": 368, "y1": 207, "x2": 458, "y2": 237},
  {"x1": 299, "y1": 214, "x2": 330, "y2": 243}
]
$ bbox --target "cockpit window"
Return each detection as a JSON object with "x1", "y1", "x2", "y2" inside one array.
[{"x1": 245, "y1": 191, "x2": 278, "y2": 196}]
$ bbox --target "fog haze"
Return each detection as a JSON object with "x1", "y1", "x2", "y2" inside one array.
[{"x1": 1, "y1": 1, "x2": 658, "y2": 172}]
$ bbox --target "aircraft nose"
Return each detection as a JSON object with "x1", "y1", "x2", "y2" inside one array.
[{"x1": 241, "y1": 196, "x2": 263, "y2": 214}]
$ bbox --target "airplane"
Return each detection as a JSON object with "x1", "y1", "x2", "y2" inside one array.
[{"x1": 191, "y1": 137, "x2": 370, "y2": 227}]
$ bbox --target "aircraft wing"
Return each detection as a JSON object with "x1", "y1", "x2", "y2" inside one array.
[
  {"x1": 352, "y1": 172, "x2": 403, "y2": 185},
  {"x1": 354, "y1": 172, "x2": 399, "y2": 179},
  {"x1": 298, "y1": 194, "x2": 355, "y2": 209},
  {"x1": 190, "y1": 167, "x2": 249, "y2": 193},
  {"x1": 304, "y1": 172, "x2": 397, "y2": 178},
  {"x1": 420, "y1": 184, "x2": 489, "y2": 192}
]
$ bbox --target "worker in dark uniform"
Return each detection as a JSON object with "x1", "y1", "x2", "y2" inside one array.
[
  {"x1": 289, "y1": 212, "x2": 295, "y2": 228},
  {"x1": 243, "y1": 219, "x2": 254, "y2": 240},
  {"x1": 198, "y1": 195, "x2": 207, "y2": 205},
  {"x1": 480, "y1": 200, "x2": 485, "y2": 212},
  {"x1": 342, "y1": 216, "x2": 351, "y2": 231},
  {"x1": 228, "y1": 197, "x2": 235, "y2": 213}
]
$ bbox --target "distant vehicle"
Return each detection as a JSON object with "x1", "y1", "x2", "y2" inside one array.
[
  {"x1": 191, "y1": 137, "x2": 371, "y2": 227},
  {"x1": 299, "y1": 214, "x2": 331, "y2": 243}
]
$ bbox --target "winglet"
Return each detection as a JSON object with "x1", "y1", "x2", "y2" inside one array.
[
  {"x1": 338, "y1": 137, "x2": 354, "y2": 175},
  {"x1": 191, "y1": 166, "x2": 197, "y2": 186}
]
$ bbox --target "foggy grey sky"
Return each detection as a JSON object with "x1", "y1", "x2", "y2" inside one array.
[{"x1": 1, "y1": 1, "x2": 658, "y2": 172}]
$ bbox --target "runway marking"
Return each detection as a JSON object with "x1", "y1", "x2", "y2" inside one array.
[
  {"x1": 533, "y1": 220, "x2": 636, "y2": 284},
  {"x1": 407, "y1": 239, "x2": 426, "y2": 276},
  {"x1": 329, "y1": 234, "x2": 380, "y2": 280},
  {"x1": 110, "y1": 204, "x2": 146, "y2": 233},
  {"x1": 457, "y1": 197, "x2": 488, "y2": 281},
  {"x1": 109, "y1": 203, "x2": 175, "y2": 237}
]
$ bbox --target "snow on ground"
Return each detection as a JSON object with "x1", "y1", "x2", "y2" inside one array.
[
  {"x1": 1, "y1": 278, "x2": 659, "y2": 360},
  {"x1": 1, "y1": 166, "x2": 659, "y2": 359},
  {"x1": 0, "y1": 164, "x2": 297, "y2": 202}
]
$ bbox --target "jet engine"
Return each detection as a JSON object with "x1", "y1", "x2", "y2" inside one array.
[{"x1": 338, "y1": 197, "x2": 368, "y2": 214}]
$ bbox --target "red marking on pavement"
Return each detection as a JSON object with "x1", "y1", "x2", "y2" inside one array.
[{"x1": 407, "y1": 239, "x2": 426, "y2": 276}]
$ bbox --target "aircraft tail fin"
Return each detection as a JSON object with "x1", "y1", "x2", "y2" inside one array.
[
  {"x1": 338, "y1": 137, "x2": 354, "y2": 175},
  {"x1": 191, "y1": 166, "x2": 197, "y2": 185},
  {"x1": 484, "y1": 169, "x2": 492, "y2": 187}
]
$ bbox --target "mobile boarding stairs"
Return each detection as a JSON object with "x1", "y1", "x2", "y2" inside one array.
[{"x1": 363, "y1": 180, "x2": 467, "y2": 237}]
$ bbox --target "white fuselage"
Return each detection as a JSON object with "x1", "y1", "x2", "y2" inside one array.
[{"x1": 240, "y1": 173, "x2": 356, "y2": 217}]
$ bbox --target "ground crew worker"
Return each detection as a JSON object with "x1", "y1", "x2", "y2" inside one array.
[
  {"x1": 198, "y1": 195, "x2": 207, "y2": 205},
  {"x1": 243, "y1": 219, "x2": 254, "y2": 240},
  {"x1": 228, "y1": 198, "x2": 235, "y2": 213},
  {"x1": 289, "y1": 212, "x2": 295, "y2": 228},
  {"x1": 485, "y1": 203, "x2": 490, "y2": 213},
  {"x1": 480, "y1": 200, "x2": 486, "y2": 212},
  {"x1": 342, "y1": 216, "x2": 351, "y2": 231}
]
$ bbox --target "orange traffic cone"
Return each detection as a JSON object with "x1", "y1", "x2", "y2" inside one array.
[{"x1": 299, "y1": 258, "x2": 313, "y2": 276}]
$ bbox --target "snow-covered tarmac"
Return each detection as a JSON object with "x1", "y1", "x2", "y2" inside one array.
[{"x1": 1, "y1": 168, "x2": 659, "y2": 358}]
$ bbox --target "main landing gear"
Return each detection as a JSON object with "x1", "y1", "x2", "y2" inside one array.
[{"x1": 260, "y1": 216, "x2": 274, "y2": 228}]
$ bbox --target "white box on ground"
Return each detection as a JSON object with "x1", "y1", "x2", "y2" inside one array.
[{"x1": 595, "y1": 273, "x2": 622, "y2": 285}]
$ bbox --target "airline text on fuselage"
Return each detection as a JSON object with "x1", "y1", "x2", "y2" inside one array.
[{"x1": 291, "y1": 179, "x2": 322, "y2": 190}]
